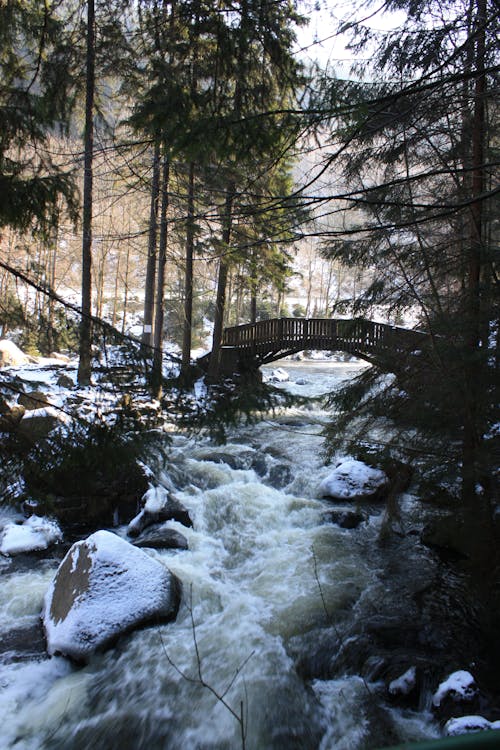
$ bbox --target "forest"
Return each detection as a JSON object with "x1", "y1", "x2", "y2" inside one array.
[{"x1": 0, "y1": 0, "x2": 499, "y2": 747}]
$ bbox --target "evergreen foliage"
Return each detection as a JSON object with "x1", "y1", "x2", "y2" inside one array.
[
  {"x1": 0, "y1": 0, "x2": 77, "y2": 230},
  {"x1": 314, "y1": 0, "x2": 499, "y2": 511}
]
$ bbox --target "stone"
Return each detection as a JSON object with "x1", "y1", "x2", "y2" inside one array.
[
  {"x1": 56, "y1": 373, "x2": 74, "y2": 389},
  {"x1": 0, "y1": 515, "x2": 62, "y2": 556},
  {"x1": 445, "y1": 716, "x2": 500, "y2": 736},
  {"x1": 0, "y1": 340, "x2": 31, "y2": 368},
  {"x1": 319, "y1": 459, "x2": 388, "y2": 502},
  {"x1": 134, "y1": 527, "x2": 188, "y2": 551},
  {"x1": 16, "y1": 406, "x2": 63, "y2": 442},
  {"x1": 323, "y1": 509, "x2": 366, "y2": 529},
  {"x1": 42, "y1": 530, "x2": 181, "y2": 663},
  {"x1": 267, "y1": 463, "x2": 292, "y2": 489},
  {"x1": 0, "y1": 404, "x2": 25, "y2": 431},
  {"x1": 128, "y1": 486, "x2": 192, "y2": 537},
  {"x1": 50, "y1": 352, "x2": 71, "y2": 363},
  {"x1": 18, "y1": 391, "x2": 51, "y2": 411}
]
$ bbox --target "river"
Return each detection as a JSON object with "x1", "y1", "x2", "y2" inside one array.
[{"x1": 0, "y1": 360, "x2": 441, "y2": 749}]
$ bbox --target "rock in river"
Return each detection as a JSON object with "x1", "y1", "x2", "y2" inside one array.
[
  {"x1": 42, "y1": 530, "x2": 181, "y2": 663},
  {"x1": 319, "y1": 459, "x2": 388, "y2": 502}
]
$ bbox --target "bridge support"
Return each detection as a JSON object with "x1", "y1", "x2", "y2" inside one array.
[{"x1": 219, "y1": 346, "x2": 240, "y2": 375}]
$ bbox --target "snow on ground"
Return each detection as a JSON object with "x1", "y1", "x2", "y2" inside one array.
[{"x1": 0, "y1": 516, "x2": 62, "y2": 556}]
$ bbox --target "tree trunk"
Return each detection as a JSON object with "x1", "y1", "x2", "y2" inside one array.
[
  {"x1": 121, "y1": 242, "x2": 130, "y2": 335},
  {"x1": 207, "y1": 188, "x2": 234, "y2": 382},
  {"x1": 181, "y1": 162, "x2": 195, "y2": 375},
  {"x1": 142, "y1": 141, "x2": 161, "y2": 348},
  {"x1": 461, "y1": 0, "x2": 486, "y2": 506},
  {"x1": 77, "y1": 0, "x2": 95, "y2": 386},
  {"x1": 151, "y1": 152, "x2": 170, "y2": 399},
  {"x1": 47, "y1": 216, "x2": 58, "y2": 352}
]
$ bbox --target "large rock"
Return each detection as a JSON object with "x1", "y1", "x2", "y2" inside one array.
[
  {"x1": 0, "y1": 401, "x2": 25, "y2": 431},
  {"x1": 134, "y1": 527, "x2": 188, "y2": 551},
  {"x1": 16, "y1": 406, "x2": 66, "y2": 442},
  {"x1": 432, "y1": 670, "x2": 480, "y2": 721},
  {"x1": 42, "y1": 530, "x2": 181, "y2": 662},
  {"x1": 18, "y1": 390, "x2": 51, "y2": 411},
  {"x1": 319, "y1": 459, "x2": 388, "y2": 502},
  {"x1": 127, "y1": 486, "x2": 192, "y2": 537},
  {"x1": 0, "y1": 339, "x2": 33, "y2": 368},
  {"x1": 0, "y1": 515, "x2": 62, "y2": 556}
]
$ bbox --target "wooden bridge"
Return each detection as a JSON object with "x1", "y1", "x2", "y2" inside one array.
[{"x1": 205, "y1": 317, "x2": 428, "y2": 374}]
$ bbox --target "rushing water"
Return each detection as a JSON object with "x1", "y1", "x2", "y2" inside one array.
[{"x1": 0, "y1": 361, "x2": 441, "y2": 750}]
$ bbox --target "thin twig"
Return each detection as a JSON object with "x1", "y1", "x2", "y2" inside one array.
[
  {"x1": 157, "y1": 584, "x2": 254, "y2": 749},
  {"x1": 311, "y1": 547, "x2": 373, "y2": 698}
]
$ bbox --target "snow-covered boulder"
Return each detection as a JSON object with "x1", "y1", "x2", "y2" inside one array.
[
  {"x1": 319, "y1": 459, "x2": 388, "y2": 502},
  {"x1": 18, "y1": 390, "x2": 51, "y2": 411},
  {"x1": 445, "y1": 715, "x2": 500, "y2": 736},
  {"x1": 268, "y1": 367, "x2": 289, "y2": 383},
  {"x1": 0, "y1": 339, "x2": 34, "y2": 368},
  {"x1": 17, "y1": 406, "x2": 67, "y2": 442},
  {"x1": 0, "y1": 516, "x2": 62, "y2": 556},
  {"x1": 42, "y1": 530, "x2": 181, "y2": 663},
  {"x1": 128, "y1": 486, "x2": 192, "y2": 537},
  {"x1": 389, "y1": 666, "x2": 417, "y2": 698},
  {"x1": 0, "y1": 401, "x2": 25, "y2": 431},
  {"x1": 433, "y1": 671, "x2": 477, "y2": 708}
]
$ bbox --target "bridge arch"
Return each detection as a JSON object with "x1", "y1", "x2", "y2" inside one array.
[{"x1": 208, "y1": 317, "x2": 428, "y2": 375}]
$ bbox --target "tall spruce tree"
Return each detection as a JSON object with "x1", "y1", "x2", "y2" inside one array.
[
  {"x1": 205, "y1": 0, "x2": 306, "y2": 380},
  {"x1": 0, "y1": 1, "x2": 77, "y2": 232},
  {"x1": 314, "y1": 0, "x2": 499, "y2": 551}
]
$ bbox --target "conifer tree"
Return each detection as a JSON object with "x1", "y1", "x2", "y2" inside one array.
[
  {"x1": 315, "y1": 0, "x2": 499, "y2": 537},
  {"x1": 0, "y1": 0, "x2": 76, "y2": 232}
]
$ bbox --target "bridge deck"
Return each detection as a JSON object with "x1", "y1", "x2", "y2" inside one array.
[{"x1": 221, "y1": 317, "x2": 426, "y2": 367}]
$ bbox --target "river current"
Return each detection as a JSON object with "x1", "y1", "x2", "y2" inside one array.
[{"x1": 0, "y1": 361, "x2": 440, "y2": 749}]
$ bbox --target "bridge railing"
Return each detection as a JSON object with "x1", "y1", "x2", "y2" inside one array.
[{"x1": 222, "y1": 317, "x2": 427, "y2": 358}]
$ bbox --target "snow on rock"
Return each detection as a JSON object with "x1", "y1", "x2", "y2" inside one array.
[
  {"x1": 268, "y1": 368, "x2": 289, "y2": 382},
  {"x1": 0, "y1": 340, "x2": 34, "y2": 368},
  {"x1": 445, "y1": 715, "x2": 496, "y2": 736},
  {"x1": 128, "y1": 486, "x2": 192, "y2": 537},
  {"x1": 17, "y1": 390, "x2": 51, "y2": 411},
  {"x1": 389, "y1": 666, "x2": 417, "y2": 697},
  {"x1": 16, "y1": 406, "x2": 69, "y2": 442},
  {"x1": 42, "y1": 530, "x2": 181, "y2": 663},
  {"x1": 319, "y1": 459, "x2": 388, "y2": 502},
  {"x1": 0, "y1": 515, "x2": 62, "y2": 556},
  {"x1": 144, "y1": 485, "x2": 169, "y2": 513},
  {"x1": 433, "y1": 670, "x2": 477, "y2": 707}
]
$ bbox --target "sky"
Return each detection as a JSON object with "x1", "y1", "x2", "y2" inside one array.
[{"x1": 294, "y1": 0, "x2": 407, "y2": 73}]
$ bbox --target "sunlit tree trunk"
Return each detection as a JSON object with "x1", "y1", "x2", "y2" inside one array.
[
  {"x1": 207, "y1": 188, "x2": 234, "y2": 381},
  {"x1": 151, "y1": 152, "x2": 170, "y2": 399},
  {"x1": 181, "y1": 162, "x2": 195, "y2": 375},
  {"x1": 142, "y1": 141, "x2": 160, "y2": 348},
  {"x1": 78, "y1": 0, "x2": 95, "y2": 385}
]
